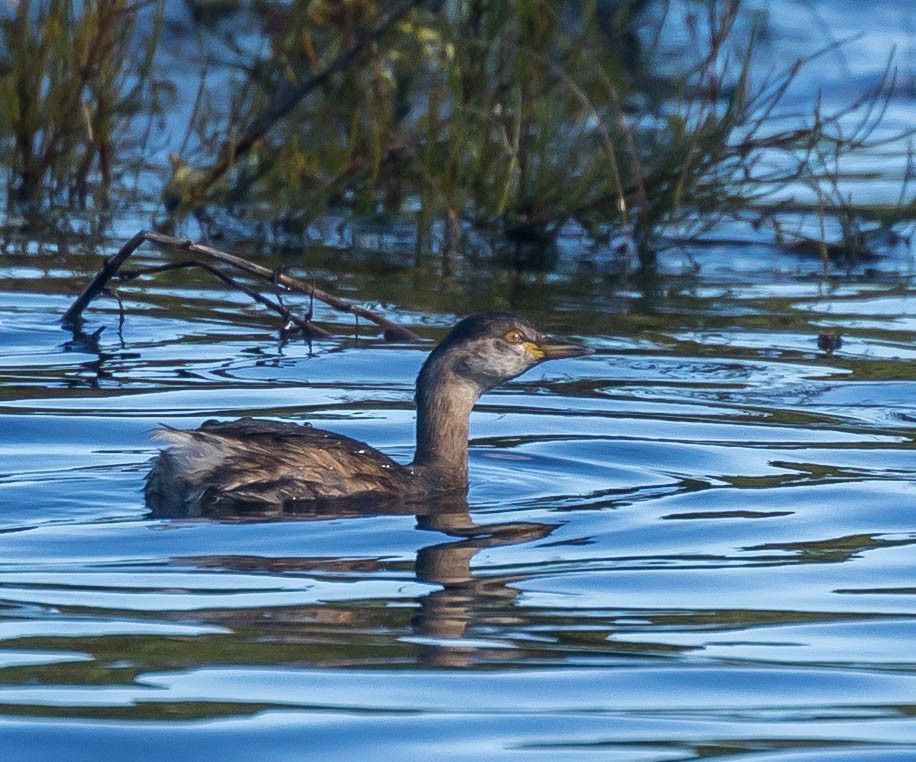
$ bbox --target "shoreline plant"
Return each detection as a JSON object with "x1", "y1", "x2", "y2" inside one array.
[
  {"x1": 0, "y1": 0, "x2": 165, "y2": 220},
  {"x1": 0, "y1": 0, "x2": 912, "y2": 273}
]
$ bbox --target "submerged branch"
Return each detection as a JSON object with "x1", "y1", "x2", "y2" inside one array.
[
  {"x1": 115, "y1": 260, "x2": 333, "y2": 338},
  {"x1": 61, "y1": 230, "x2": 420, "y2": 341}
]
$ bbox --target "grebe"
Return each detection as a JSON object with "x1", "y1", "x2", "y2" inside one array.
[{"x1": 145, "y1": 312, "x2": 591, "y2": 515}]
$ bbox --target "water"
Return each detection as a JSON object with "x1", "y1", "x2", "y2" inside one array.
[{"x1": 1, "y1": 231, "x2": 915, "y2": 761}]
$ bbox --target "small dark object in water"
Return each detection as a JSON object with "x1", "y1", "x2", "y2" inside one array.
[
  {"x1": 146, "y1": 312, "x2": 592, "y2": 515},
  {"x1": 817, "y1": 333, "x2": 843, "y2": 355}
]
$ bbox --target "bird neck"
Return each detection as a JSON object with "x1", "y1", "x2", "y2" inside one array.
[{"x1": 412, "y1": 363, "x2": 482, "y2": 491}]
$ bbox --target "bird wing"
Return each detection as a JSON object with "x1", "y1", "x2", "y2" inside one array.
[{"x1": 148, "y1": 418, "x2": 413, "y2": 513}]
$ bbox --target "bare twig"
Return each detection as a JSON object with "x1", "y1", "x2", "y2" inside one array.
[
  {"x1": 62, "y1": 230, "x2": 419, "y2": 341},
  {"x1": 115, "y1": 260, "x2": 332, "y2": 338}
]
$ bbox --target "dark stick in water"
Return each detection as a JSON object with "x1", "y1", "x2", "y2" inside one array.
[{"x1": 61, "y1": 229, "x2": 419, "y2": 341}]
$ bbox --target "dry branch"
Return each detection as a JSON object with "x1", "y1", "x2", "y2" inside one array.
[
  {"x1": 61, "y1": 230, "x2": 420, "y2": 341},
  {"x1": 116, "y1": 260, "x2": 334, "y2": 338}
]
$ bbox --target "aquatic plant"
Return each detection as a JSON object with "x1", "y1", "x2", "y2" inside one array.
[
  {"x1": 163, "y1": 0, "x2": 910, "y2": 272},
  {"x1": 0, "y1": 0, "x2": 163, "y2": 216},
  {"x1": 1, "y1": 0, "x2": 911, "y2": 273}
]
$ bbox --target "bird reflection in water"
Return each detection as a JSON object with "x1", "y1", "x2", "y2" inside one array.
[
  {"x1": 412, "y1": 506, "x2": 555, "y2": 667},
  {"x1": 172, "y1": 497, "x2": 555, "y2": 668}
]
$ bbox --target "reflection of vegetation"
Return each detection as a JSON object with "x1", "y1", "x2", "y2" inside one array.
[
  {"x1": 0, "y1": 596, "x2": 892, "y2": 720},
  {"x1": 748, "y1": 532, "x2": 916, "y2": 564},
  {"x1": 0, "y1": 701, "x2": 274, "y2": 722},
  {"x1": 1, "y1": 1, "x2": 911, "y2": 270}
]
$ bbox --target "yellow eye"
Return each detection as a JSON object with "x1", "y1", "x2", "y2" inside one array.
[{"x1": 504, "y1": 330, "x2": 523, "y2": 344}]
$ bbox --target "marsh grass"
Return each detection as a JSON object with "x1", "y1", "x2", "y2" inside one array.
[
  {"x1": 0, "y1": 0, "x2": 163, "y2": 217},
  {"x1": 165, "y1": 0, "x2": 911, "y2": 272},
  {"x1": 1, "y1": 0, "x2": 912, "y2": 272}
]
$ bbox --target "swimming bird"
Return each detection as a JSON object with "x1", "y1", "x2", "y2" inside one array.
[{"x1": 145, "y1": 312, "x2": 591, "y2": 516}]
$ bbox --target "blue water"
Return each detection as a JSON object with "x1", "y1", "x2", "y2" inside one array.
[{"x1": 2, "y1": 226, "x2": 916, "y2": 760}]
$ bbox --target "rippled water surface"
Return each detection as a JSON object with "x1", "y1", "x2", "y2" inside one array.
[{"x1": 1, "y1": 231, "x2": 915, "y2": 761}]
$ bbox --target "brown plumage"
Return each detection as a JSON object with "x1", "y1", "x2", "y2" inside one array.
[{"x1": 145, "y1": 312, "x2": 591, "y2": 516}]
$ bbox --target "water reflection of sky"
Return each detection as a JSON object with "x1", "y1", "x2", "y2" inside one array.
[{"x1": 4, "y1": 250, "x2": 916, "y2": 756}]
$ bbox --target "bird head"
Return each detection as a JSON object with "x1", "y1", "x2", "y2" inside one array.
[{"x1": 419, "y1": 312, "x2": 592, "y2": 396}]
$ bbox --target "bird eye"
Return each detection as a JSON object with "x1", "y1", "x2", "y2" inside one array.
[{"x1": 504, "y1": 330, "x2": 523, "y2": 344}]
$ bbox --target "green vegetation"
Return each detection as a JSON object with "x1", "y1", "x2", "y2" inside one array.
[
  {"x1": 0, "y1": 0, "x2": 164, "y2": 220},
  {"x1": 0, "y1": 0, "x2": 912, "y2": 271}
]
